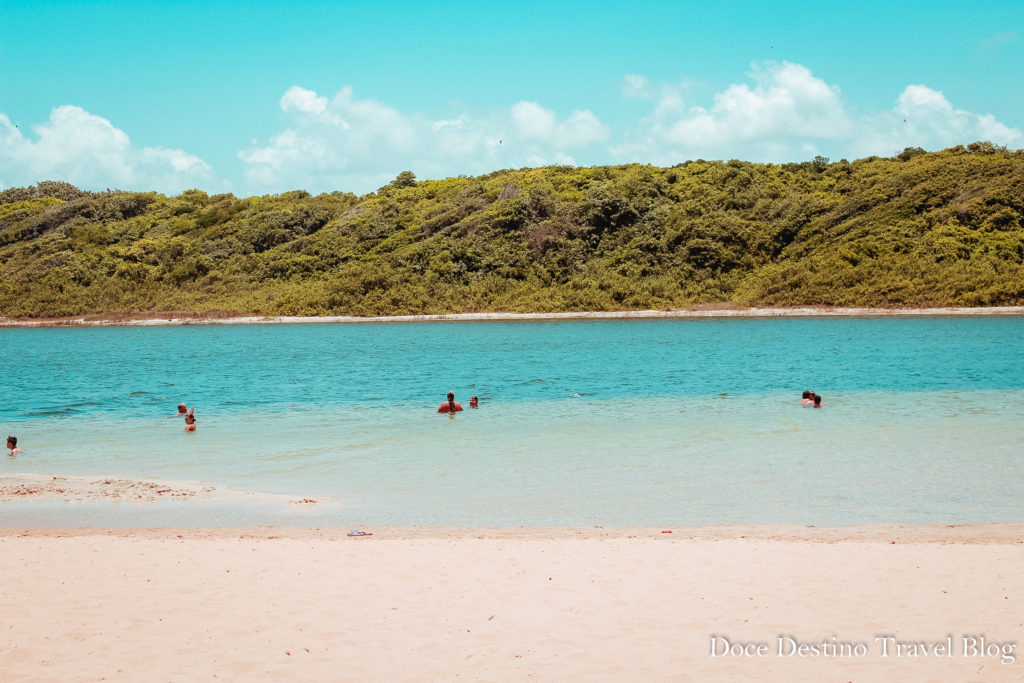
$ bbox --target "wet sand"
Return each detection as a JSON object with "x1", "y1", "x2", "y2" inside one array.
[{"x1": 0, "y1": 473, "x2": 325, "y2": 506}]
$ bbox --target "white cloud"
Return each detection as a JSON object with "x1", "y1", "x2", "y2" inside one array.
[
  {"x1": 240, "y1": 86, "x2": 609, "y2": 194},
  {"x1": 850, "y1": 84, "x2": 1023, "y2": 158},
  {"x1": 615, "y1": 62, "x2": 850, "y2": 163},
  {"x1": 280, "y1": 85, "x2": 329, "y2": 116},
  {"x1": 0, "y1": 105, "x2": 216, "y2": 194},
  {"x1": 615, "y1": 61, "x2": 1022, "y2": 164},
  {"x1": 510, "y1": 101, "x2": 607, "y2": 147},
  {"x1": 622, "y1": 74, "x2": 652, "y2": 99},
  {"x1": 560, "y1": 109, "x2": 609, "y2": 147},
  {"x1": 511, "y1": 101, "x2": 557, "y2": 141}
]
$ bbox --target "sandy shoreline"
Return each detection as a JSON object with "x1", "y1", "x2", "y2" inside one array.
[
  {"x1": 1, "y1": 524, "x2": 1021, "y2": 681},
  {"x1": 3, "y1": 522, "x2": 1024, "y2": 543},
  {"x1": 0, "y1": 473, "x2": 326, "y2": 506},
  {"x1": 2, "y1": 305, "x2": 1024, "y2": 327}
]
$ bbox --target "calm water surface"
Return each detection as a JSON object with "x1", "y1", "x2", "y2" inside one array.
[{"x1": 2, "y1": 317, "x2": 1023, "y2": 526}]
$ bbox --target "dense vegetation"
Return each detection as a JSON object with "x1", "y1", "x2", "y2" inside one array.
[{"x1": 1, "y1": 143, "x2": 1022, "y2": 318}]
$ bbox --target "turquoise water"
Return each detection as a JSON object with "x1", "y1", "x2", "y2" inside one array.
[{"x1": 2, "y1": 317, "x2": 1024, "y2": 526}]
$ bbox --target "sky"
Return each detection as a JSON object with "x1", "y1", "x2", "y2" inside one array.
[{"x1": 1, "y1": 0, "x2": 1022, "y2": 197}]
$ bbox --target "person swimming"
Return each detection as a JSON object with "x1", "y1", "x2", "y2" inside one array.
[
  {"x1": 813, "y1": 395, "x2": 824, "y2": 408},
  {"x1": 801, "y1": 390, "x2": 812, "y2": 405},
  {"x1": 184, "y1": 407, "x2": 197, "y2": 431},
  {"x1": 7, "y1": 435, "x2": 23, "y2": 456},
  {"x1": 469, "y1": 396, "x2": 479, "y2": 409},
  {"x1": 437, "y1": 392, "x2": 464, "y2": 413},
  {"x1": 177, "y1": 402, "x2": 188, "y2": 415}
]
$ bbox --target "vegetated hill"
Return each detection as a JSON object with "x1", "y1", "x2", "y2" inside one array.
[{"x1": 1, "y1": 143, "x2": 1022, "y2": 318}]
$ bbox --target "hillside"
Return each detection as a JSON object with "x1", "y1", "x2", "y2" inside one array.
[{"x1": 1, "y1": 143, "x2": 1022, "y2": 318}]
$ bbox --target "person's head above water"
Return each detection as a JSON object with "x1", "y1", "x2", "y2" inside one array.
[
  {"x1": 469, "y1": 396, "x2": 479, "y2": 408},
  {"x1": 813, "y1": 395, "x2": 822, "y2": 407},
  {"x1": 438, "y1": 392, "x2": 464, "y2": 413},
  {"x1": 802, "y1": 390, "x2": 810, "y2": 399},
  {"x1": 177, "y1": 403, "x2": 187, "y2": 414},
  {"x1": 6, "y1": 436, "x2": 15, "y2": 448}
]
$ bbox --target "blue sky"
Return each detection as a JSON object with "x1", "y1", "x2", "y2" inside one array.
[{"x1": 1, "y1": 0, "x2": 1021, "y2": 197}]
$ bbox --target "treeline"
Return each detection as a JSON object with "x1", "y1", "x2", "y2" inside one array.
[{"x1": 1, "y1": 142, "x2": 1022, "y2": 318}]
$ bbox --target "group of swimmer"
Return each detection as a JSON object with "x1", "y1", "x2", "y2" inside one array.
[
  {"x1": 170, "y1": 392, "x2": 475, "y2": 432},
  {"x1": 169, "y1": 393, "x2": 475, "y2": 430},
  {"x1": 176, "y1": 403, "x2": 197, "y2": 431},
  {"x1": 12, "y1": 386, "x2": 821, "y2": 456},
  {"x1": 801, "y1": 390, "x2": 825, "y2": 408},
  {"x1": 437, "y1": 392, "x2": 479, "y2": 413},
  {"x1": 172, "y1": 391, "x2": 479, "y2": 429}
]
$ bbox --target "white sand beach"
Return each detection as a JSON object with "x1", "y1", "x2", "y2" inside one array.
[
  {"x1": 2, "y1": 305, "x2": 1024, "y2": 327},
  {"x1": 1, "y1": 524, "x2": 1021, "y2": 681}
]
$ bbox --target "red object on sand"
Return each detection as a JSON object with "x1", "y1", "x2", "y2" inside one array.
[{"x1": 661, "y1": 530, "x2": 672, "y2": 534}]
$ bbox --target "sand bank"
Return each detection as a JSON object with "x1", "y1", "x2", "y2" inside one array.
[
  {"x1": 1, "y1": 525, "x2": 1021, "y2": 681},
  {"x1": 0, "y1": 473, "x2": 325, "y2": 506},
  {"x1": 2, "y1": 305, "x2": 1024, "y2": 327}
]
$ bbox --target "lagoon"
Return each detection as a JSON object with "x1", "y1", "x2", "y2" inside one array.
[{"x1": 2, "y1": 317, "x2": 1023, "y2": 527}]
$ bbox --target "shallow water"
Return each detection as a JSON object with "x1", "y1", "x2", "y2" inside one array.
[{"x1": 2, "y1": 317, "x2": 1023, "y2": 526}]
